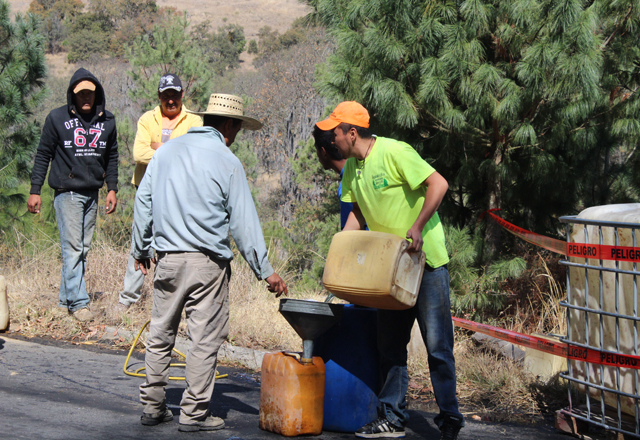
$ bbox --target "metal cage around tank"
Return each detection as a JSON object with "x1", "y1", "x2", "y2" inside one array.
[{"x1": 559, "y1": 214, "x2": 640, "y2": 438}]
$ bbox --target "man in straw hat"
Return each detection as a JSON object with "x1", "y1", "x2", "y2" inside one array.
[
  {"x1": 315, "y1": 101, "x2": 464, "y2": 440},
  {"x1": 132, "y1": 93, "x2": 287, "y2": 432},
  {"x1": 118, "y1": 73, "x2": 202, "y2": 310}
]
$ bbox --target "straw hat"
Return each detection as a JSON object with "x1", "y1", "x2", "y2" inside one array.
[{"x1": 188, "y1": 94, "x2": 262, "y2": 131}]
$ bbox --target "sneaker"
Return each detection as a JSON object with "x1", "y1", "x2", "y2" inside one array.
[
  {"x1": 355, "y1": 416, "x2": 405, "y2": 438},
  {"x1": 72, "y1": 308, "x2": 94, "y2": 322},
  {"x1": 178, "y1": 415, "x2": 225, "y2": 432},
  {"x1": 141, "y1": 408, "x2": 173, "y2": 426},
  {"x1": 439, "y1": 419, "x2": 462, "y2": 440}
]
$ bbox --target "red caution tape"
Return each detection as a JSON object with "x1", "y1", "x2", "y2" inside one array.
[
  {"x1": 481, "y1": 209, "x2": 566, "y2": 255},
  {"x1": 453, "y1": 317, "x2": 640, "y2": 369},
  {"x1": 566, "y1": 243, "x2": 640, "y2": 262},
  {"x1": 481, "y1": 210, "x2": 640, "y2": 262}
]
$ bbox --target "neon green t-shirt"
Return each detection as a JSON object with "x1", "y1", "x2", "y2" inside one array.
[{"x1": 341, "y1": 136, "x2": 449, "y2": 268}]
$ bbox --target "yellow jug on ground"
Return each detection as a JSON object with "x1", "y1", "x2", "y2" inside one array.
[
  {"x1": 322, "y1": 231, "x2": 426, "y2": 310},
  {"x1": 0, "y1": 276, "x2": 9, "y2": 332}
]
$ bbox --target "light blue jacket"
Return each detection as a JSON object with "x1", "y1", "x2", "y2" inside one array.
[{"x1": 132, "y1": 126, "x2": 274, "y2": 280}]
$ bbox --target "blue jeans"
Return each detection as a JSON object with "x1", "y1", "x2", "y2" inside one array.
[
  {"x1": 54, "y1": 190, "x2": 98, "y2": 312},
  {"x1": 118, "y1": 232, "x2": 146, "y2": 306},
  {"x1": 377, "y1": 265, "x2": 463, "y2": 428}
]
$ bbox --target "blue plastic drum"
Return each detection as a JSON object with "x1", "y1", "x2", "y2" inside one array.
[{"x1": 313, "y1": 304, "x2": 381, "y2": 432}]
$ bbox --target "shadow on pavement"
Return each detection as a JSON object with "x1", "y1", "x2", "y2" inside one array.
[
  {"x1": 406, "y1": 410, "x2": 440, "y2": 439},
  {"x1": 165, "y1": 381, "x2": 261, "y2": 419}
]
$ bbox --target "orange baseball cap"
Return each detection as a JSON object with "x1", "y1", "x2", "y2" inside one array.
[{"x1": 316, "y1": 101, "x2": 370, "y2": 131}]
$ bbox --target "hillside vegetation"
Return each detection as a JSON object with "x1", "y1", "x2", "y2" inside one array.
[{"x1": 8, "y1": 0, "x2": 310, "y2": 37}]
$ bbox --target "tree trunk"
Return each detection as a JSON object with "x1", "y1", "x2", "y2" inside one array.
[{"x1": 482, "y1": 141, "x2": 503, "y2": 264}]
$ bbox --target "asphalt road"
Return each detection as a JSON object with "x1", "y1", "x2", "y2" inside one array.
[{"x1": 0, "y1": 335, "x2": 574, "y2": 440}]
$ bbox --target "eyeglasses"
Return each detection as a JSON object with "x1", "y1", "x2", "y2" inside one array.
[{"x1": 159, "y1": 91, "x2": 182, "y2": 101}]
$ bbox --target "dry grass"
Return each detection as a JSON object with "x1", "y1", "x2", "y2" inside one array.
[
  {"x1": 4, "y1": 234, "x2": 149, "y2": 342},
  {"x1": 405, "y1": 253, "x2": 569, "y2": 422},
  {"x1": 158, "y1": 0, "x2": 312, "y2": 39},
  {"x1": 227, "y1": 244, "x2": 327, "y2": 352},
  {"x1": 455, "y1": 338, "x2": 549, "y2": 424},
  {"x1": 407, "y1": 334, "x2": 566, "y2": 424},
  {"x1": 2, "y1": 235, "x2": 317, "y2": 352},
  {"x1": 454, "y1": 254, "x2": 568, "y2": 422},
  {"x1": 504, "y1": 253, "x2": 567, "y2": 337},
  {"x1": 44, "y1": 53, "x2": 76, "y2": 80},
  {"x1": 6, "y1": 0, "x2": 30, "y2": 16},
  {"x1": 523, "y1": 255, "x2": 567, "y2": 337}
]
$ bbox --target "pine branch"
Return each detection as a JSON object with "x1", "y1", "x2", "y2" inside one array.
[
  {"x1": 524, "y1": 99, "x2": 545, "y2": 121},
  {"x1": 569, "y1": 87, "x2": 640, "y2": 135},
  {"x1": 604, "y1": 144, "x2": 636, "y2": 194},
  {"x1": 423, "y1": 107, "x2": 490, "y2": 140},
  {"x1": 0, "y1": 156, "x2": 15, "y2": 175},
  {"x1": 527, "y1": 15, "x2": 548, "y2": 45},
  {"x1": 0, "y1": 47, "x2": 14, "y2": 76},
  {"x1": 400, "y1": 58, "x2": 415, "y2": 96},
  {"x1": 622, "y1": 145, "x2": 637, "y2": 167},
  {"x1": 601, "y1": 5, "x2": 633, "y2": 50}
]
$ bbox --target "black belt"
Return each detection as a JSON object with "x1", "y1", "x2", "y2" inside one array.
[
  {"x1": 425, "y1": 263, "x2": 447, "y2": 272},
  {"x1": 156, "y1": 250, "x2": 226, "y2": 262}
]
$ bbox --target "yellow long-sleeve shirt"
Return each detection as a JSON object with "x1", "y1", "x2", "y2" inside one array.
[{"x1": 131, "y1": 105, "x2": 203, "y2": 186}]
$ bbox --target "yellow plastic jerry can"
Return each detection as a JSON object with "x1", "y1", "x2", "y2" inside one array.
[{"x1": 322, "y1": 231, "x2": 425, "y2": 310}]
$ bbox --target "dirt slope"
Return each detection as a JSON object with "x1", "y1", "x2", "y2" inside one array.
[{"x1": 7, "y1": 0, "x2": 311, "y2": 38}]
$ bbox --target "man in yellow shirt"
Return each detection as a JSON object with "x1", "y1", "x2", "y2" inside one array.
[
  {"x1": 118, "y1": 74, "x2": 203, "y2": 308},
  {"x1": 316, "y1": 101, "x2": 463, "y2": 440}
]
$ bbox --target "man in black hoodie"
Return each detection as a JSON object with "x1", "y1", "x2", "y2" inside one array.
[{"x1": 27, "y1": 68, "x2": 119, "y2": 322}]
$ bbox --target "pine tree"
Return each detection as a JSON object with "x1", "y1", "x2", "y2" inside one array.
[
  {"x1": 0, "y1": 0, "x2": 47, "y2": 229},
  {"x1": 312, "y1": 0, "x2": 640, "y2": 260},
  {"x1": 125, "y1": 13, "x2": 216, "y2": 110}
]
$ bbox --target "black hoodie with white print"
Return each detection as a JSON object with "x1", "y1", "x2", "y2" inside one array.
[{"x1": 30, "y1": 68, "x2": 118, "y2": 195}]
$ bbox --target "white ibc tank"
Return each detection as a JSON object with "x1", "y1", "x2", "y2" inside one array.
[{"x1": 569, "y1": 204, "x2": 640, "y2": 416}]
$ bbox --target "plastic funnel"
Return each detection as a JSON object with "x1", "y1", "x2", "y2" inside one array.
[{"x1": 279, "y1": 299, "x2": 343, "y2": 362}]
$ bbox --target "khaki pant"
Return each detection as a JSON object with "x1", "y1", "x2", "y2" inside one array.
[{"x1": 139, "y1": 252, "x2": 230, "y2": 425}]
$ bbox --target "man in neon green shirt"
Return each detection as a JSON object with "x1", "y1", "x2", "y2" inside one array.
[{"x1": 316, "y1": 101, "x2": 463, "y2": 440}]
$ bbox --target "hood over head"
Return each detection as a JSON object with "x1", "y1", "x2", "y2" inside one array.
[{"x1": 67, "y1": 68, "x2": 106, "y2": 119}]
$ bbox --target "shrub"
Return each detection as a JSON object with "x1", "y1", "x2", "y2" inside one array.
[{"x1": 64, "y1": 13, "x2": 112, "y2": 62}]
